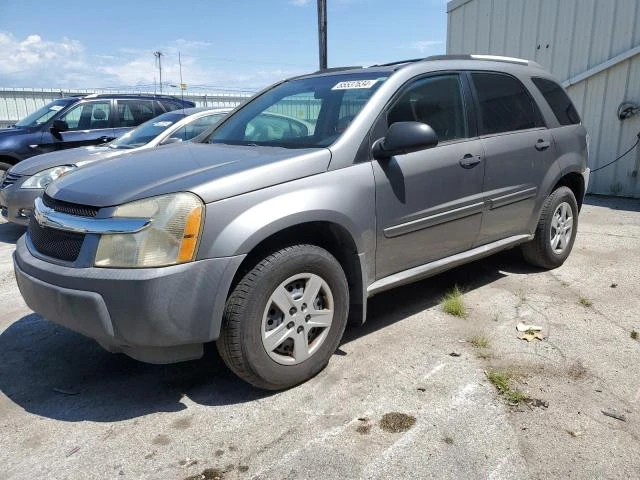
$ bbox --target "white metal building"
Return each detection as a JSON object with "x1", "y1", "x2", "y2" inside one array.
[{"x1": 447, "y1": 0, "x2": 640, "y2": 198}]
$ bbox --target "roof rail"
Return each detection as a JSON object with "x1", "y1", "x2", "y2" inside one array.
[
  {"x1": 370, "y1": 54, "x2": 538, "y2": 69},
  {"x1": 83, "y1": 93, "x2": 186, "y2": 99}
]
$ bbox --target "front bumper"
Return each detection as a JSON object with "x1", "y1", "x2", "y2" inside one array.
[
  {"x1": 14, "y1": 236, "x2": 245, "y2": 363},
  {"x1": 0, "y1": 184, "x2": 41, "y2": 226}
]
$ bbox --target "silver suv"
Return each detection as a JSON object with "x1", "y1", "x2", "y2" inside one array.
[{"x1": 14, "y1": 55, "x2": 589, "y2": 389}]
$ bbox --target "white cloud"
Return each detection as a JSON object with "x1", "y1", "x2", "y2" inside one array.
[
  {"x1": 289, "y1": 0, "x2": 310, "y2": 6},
  {"x1": 0, "y1": 31, "x2": 305, "y2": 91},
  {"x1": 406, "y1": 40, "x2": 445, "y2": 53}
]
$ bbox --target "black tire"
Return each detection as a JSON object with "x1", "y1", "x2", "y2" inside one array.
[
  {"x1": 521, "y1": 186, "x2": 579, "y2": 269},
  {"x1": 217, "y1": 244, "x2": 349, "y2": 390}
]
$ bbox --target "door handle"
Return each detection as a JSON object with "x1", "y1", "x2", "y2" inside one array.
[
  {"x1": 535, "y1": 139, "x2": 551, "y2": 151},
  {"x1": 98, "y1": 136, "x2": 111, "y2": 143},
  {"x1": 459, "y1": 154, "x2": 482, "y2": 169}
]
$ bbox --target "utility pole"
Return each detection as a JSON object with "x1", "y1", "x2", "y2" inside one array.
[
  {"x1": 317, "y1": 0, "x2": 327, "y2": 70},
  {"x1": 153, "y1": 51, "x2": 163, "y2": 94}
]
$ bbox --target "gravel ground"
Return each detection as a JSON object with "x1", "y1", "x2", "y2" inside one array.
[{"x1": 0, "y1": 195, "x2": 638, "y2": 480}]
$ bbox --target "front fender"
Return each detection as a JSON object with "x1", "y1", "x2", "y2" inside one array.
[{"x1": 197, "y1": 163, "x2": 377, "y2": 260}]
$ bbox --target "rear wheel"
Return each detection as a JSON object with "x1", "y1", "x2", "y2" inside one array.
[
  {"x1": 521, "y1": 186, "x2": 579, "y2": 269},
  {"x1": 217, "y1": 244, "x2": 349, "y2": 390}
]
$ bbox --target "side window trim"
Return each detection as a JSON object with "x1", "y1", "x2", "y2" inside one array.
[{"x1": 466, "y1": 70, "x2": 547, "y2": 138}]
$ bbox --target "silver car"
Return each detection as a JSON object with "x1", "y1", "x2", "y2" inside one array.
[
  {"x1": 14, "y1": 55, "x2": 589, "y2": 389},
  {"x1": 0, "y1": 107, "x2": 230, "y2": 225}
]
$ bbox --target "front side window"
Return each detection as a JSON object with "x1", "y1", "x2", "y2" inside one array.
[
  {"x1": 471, "y1": 72, "x2": 538, "y2": 135},
  {"x1": 59, "y1": 101, "x2": 111, "y2": 130},
  {"x1": 387, "y1": 74, "x2": 468, "y2": 142},
  {"x1": 532, "y1": 77, "x2": 580, "y2": 125},
  {"x1": 208, "y1": 73, "x2": 388, "y2": 148}
]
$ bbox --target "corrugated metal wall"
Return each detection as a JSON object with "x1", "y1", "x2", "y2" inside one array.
[{"x1": 447, "y1": 0, "x2": 640, "y2": 197}]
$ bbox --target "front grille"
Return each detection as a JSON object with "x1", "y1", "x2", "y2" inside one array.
[
  {"x1": 42, "y1": 193, "x2": 99, "y2": 217},
  {"x1": 28, "y1": 217, "x2": 85, "y2": 262},
  {"x1": 1, "y1": 172, "x2": 22, "y2": 188}
]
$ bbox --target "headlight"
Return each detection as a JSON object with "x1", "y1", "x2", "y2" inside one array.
[
  {"x1": 94, "y1": 192, "x2": 204, "y2": 268},
  {"x1": 21, "y1": 165, "x2": 76, "y2": 189}
]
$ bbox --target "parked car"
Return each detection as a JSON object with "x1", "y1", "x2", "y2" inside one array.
[
  {"x1": 0, "y1": 93, "x2": 195, "y2": 180},
  {"x1": 0, "y1": 107, "x2": 230, "y2": 225},
  {"x1": 15, "y1": 55, "x2": 589, "y2": 390}
]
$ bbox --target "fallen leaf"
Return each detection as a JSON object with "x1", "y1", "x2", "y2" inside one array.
[
  {"x1": 518, "y1": 331, "x2": 546, "y2": 342},
  {"x1": 516, "y1": 322, "x2": 542, "y2": 332}
]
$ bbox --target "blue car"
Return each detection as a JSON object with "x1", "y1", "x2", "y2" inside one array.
[{"x1": 0, "y1": 93, "x2": 194, "y2": 180}]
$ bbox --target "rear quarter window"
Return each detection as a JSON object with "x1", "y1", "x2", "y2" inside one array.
[{"x1": 532, "y1": 77, "x2": 581, "y2": 125}]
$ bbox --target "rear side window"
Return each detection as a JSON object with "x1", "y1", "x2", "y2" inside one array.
[
  {"x1": 532, "y1": 77, "x2": 580, "y2": 125},
  {"x1": 117, "y1": 100, "x2": 158, "y2": 127},
  {"x1": 471, "y1": 72, "x2": 538, "y2": 135}
]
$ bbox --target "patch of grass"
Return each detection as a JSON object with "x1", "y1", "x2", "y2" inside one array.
[
  {"x1": 476, "y1": 351, "x2": 492, "y2": 360},
  {"x1": 441, "y1": 286, "x2": 466, "y2": 318},
  {"x1": 469, "y1": 335, "x2": 490, "y2": 348},
  {"x1": 505, "y1": 389, "x2": 528, "y2": 404},
  {"x1": 485, "y1": 370, "x2": 528, "y2": 405},
  {"x1": 579, "y1": 297, "x2": 593, "y2": 307},
  {"x1": 631, "y1": 330, "x2": 638, "y2": 340}
]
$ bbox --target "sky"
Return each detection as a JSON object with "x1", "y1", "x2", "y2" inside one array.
[{"x1": 0, "y1": 0, "x2": 448, "y2": 92}]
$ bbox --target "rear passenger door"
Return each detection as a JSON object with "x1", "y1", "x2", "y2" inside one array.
[
  {"x1": 113, "y1": 100, "x2": 163, "y2": 139},
  {"x1": 373, "y1": 73, "x2": 485, "y2": 278},
  {"x1": 469, "y1": 72, "x2": 556, "y2": 245}
]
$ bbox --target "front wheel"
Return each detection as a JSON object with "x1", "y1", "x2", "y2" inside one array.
[
  {"x1": 521, "y1": 186, "x2": 579, "y2": 269},
  {"x1": 217, "y1": 244, "x2": 349, "y2": 390}
]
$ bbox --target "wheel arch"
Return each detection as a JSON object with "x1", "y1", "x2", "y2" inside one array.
[
  {"x1": 226, "y1": 220, "x2": 367, "y2": 328},
  {"x1": 552, "y1": 170, "x2": 585, "y2": 210},
  {"x1": 0, "y1": 153, "x2": 21, "y2": 167}
]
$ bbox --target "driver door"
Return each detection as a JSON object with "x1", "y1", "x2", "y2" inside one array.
[
  {"x1": 372, "y1": 73, "x2": 485, "y2": 279},
  {"x1": 36, "y1": 100, "x2": 115, "y2": 154}
]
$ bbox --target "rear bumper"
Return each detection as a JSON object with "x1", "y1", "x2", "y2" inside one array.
[
  {"x1": 14, "y1": 236, "x2": 245, "y2": 363},
  {"x1": 0, "y1": 184, "x2": 41, "y2": 226}
]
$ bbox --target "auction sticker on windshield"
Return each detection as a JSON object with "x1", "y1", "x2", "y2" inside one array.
[{"x1": 332, "y1": 80, "x2": 378, "y2": 90}]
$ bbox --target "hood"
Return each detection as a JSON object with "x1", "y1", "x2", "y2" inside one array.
[
  {"x1": 0, "y1": 126, "x2": 34, "y2": 139},
  {"x1": 47, "y1": 143, "x2": 331, "y2": 207},
  {"x1": 10, "y1": 145, "x2": 122, "y2": 175}
]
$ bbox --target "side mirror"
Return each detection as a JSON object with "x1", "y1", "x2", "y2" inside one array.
[
  {"x1": 49, "y1": 119, "x2": 69, "y2": 140},
  {"x1": 372, "y1": 121, "x2": 438, "y2": 160}
]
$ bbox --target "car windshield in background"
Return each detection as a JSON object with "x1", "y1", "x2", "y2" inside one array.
[
  {"x1": 14, "y1": 99, "x2": 75, "y2": 128},
  {"x1": 209, "y1": 73, "x2": 388, "y2": 148},
  {"x1": 109, "y1": 111, "x2": 187, "y2": 149}
]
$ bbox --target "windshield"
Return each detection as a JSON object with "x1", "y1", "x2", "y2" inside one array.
[
  {"x1": 109, "y1": 111, "x2": 187, "y2": 149},
  {"x1": 209, "y1": 73, "x2": 388, "y2": 148},
  {"x1": 14, "y1": 99, "x2": 75, "y2": 128}
]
